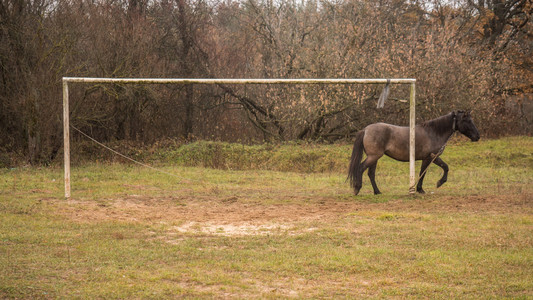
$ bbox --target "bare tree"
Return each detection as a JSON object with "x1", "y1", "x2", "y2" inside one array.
[{"x1": 1, "y1": 0, "x2": 531, "y2": 164}]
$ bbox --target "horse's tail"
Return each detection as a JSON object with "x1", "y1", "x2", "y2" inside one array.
[{"x1": 347, "y1": 129, "x2": 365, "y2": 193}]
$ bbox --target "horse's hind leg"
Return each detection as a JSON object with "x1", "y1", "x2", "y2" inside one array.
[
  {"x1": 356, "y1": 155, "x2": 381, "y2": 194},
  {"x1": 367, "y1": 162, "x2": 381, "y2": 195},
  {"x1": 433, "y1": 157, "x2": 449, "y2": 188}
]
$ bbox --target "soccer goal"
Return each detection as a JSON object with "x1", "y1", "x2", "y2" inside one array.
[{"x1": 62, "y1": 77, "x2": 417, "y2": 198}]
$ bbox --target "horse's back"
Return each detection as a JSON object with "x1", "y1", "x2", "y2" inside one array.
[{"x1": 364, "y1": 123, "x2": 410, "y2": 161}]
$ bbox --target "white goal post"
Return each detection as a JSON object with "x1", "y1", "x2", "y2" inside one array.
[{"x1": 62, "y1": 77, "x2": 416, "y2": 198}]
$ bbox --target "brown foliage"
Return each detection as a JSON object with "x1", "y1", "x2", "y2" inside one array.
[{"x1": 0, "y1": 0, "x2": 531, "y2": 163}]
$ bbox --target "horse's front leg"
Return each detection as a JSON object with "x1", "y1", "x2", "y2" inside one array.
[
  {"x1": 416, "y1": 157, "x2": 432, "y2": 194},
  {"x1": 433, "y1": 157, "x2": 449, "y2": 188}
]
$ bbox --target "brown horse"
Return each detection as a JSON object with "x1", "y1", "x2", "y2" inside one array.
[{"x1": 348, "y1": 111, "x2": 480, "y2": 195}]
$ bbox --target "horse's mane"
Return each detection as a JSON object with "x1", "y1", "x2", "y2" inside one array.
[{"x1": 420, "y1": 112, "x2": 454, "y2": 135}]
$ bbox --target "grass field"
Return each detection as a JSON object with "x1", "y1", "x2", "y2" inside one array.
[{"x1": 1, "y1": 136, "x2": 532, "y2": 298}]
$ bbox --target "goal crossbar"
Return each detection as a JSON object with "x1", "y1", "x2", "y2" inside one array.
[
  {"x1": 63, "y1": 77, "x2": 415, "y2": 85},
  {"x1": 62, "y1": 77, "x2": 416, "y2": 197}
]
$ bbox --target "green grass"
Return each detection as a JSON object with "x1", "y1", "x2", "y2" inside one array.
[{"x1": 0, "y1": 136, "x2": 532, "y2": 298}]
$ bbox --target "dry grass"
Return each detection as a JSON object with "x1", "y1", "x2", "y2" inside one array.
[{"x1": 0, "y1": 137, "x2": 532, "y2": 298}]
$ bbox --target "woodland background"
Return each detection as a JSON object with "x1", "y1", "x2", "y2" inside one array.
[{"x1": 0, "y1": 0, "x2": 531, "y2": 164}]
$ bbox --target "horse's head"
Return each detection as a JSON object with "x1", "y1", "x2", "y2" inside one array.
[{"x1": 454, "y1": 110, "x2": 480, "y2": 141}]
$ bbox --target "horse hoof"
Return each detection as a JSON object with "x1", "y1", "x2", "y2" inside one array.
[
  {"x1": 436, "y1": 180, "x2": 445, "y2": 188},
  {"x1": 417, "y1": 189, "x2": 426, "y2": 194}
]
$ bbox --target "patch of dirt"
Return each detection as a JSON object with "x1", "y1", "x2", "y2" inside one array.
[
  {"x1": 55, "y1": 195, "x2": 360, "y2": 224},
  {"x1": 51, "y1": 192, "x2": 532, "y2": 237},
  {"x1": 170, "y1": 222, "x2": 317, "y2": 236}
]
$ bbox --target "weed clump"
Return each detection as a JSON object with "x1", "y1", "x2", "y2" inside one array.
[{"x1": 162, "y1": 141, "x2": 350, "y2": 173}]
